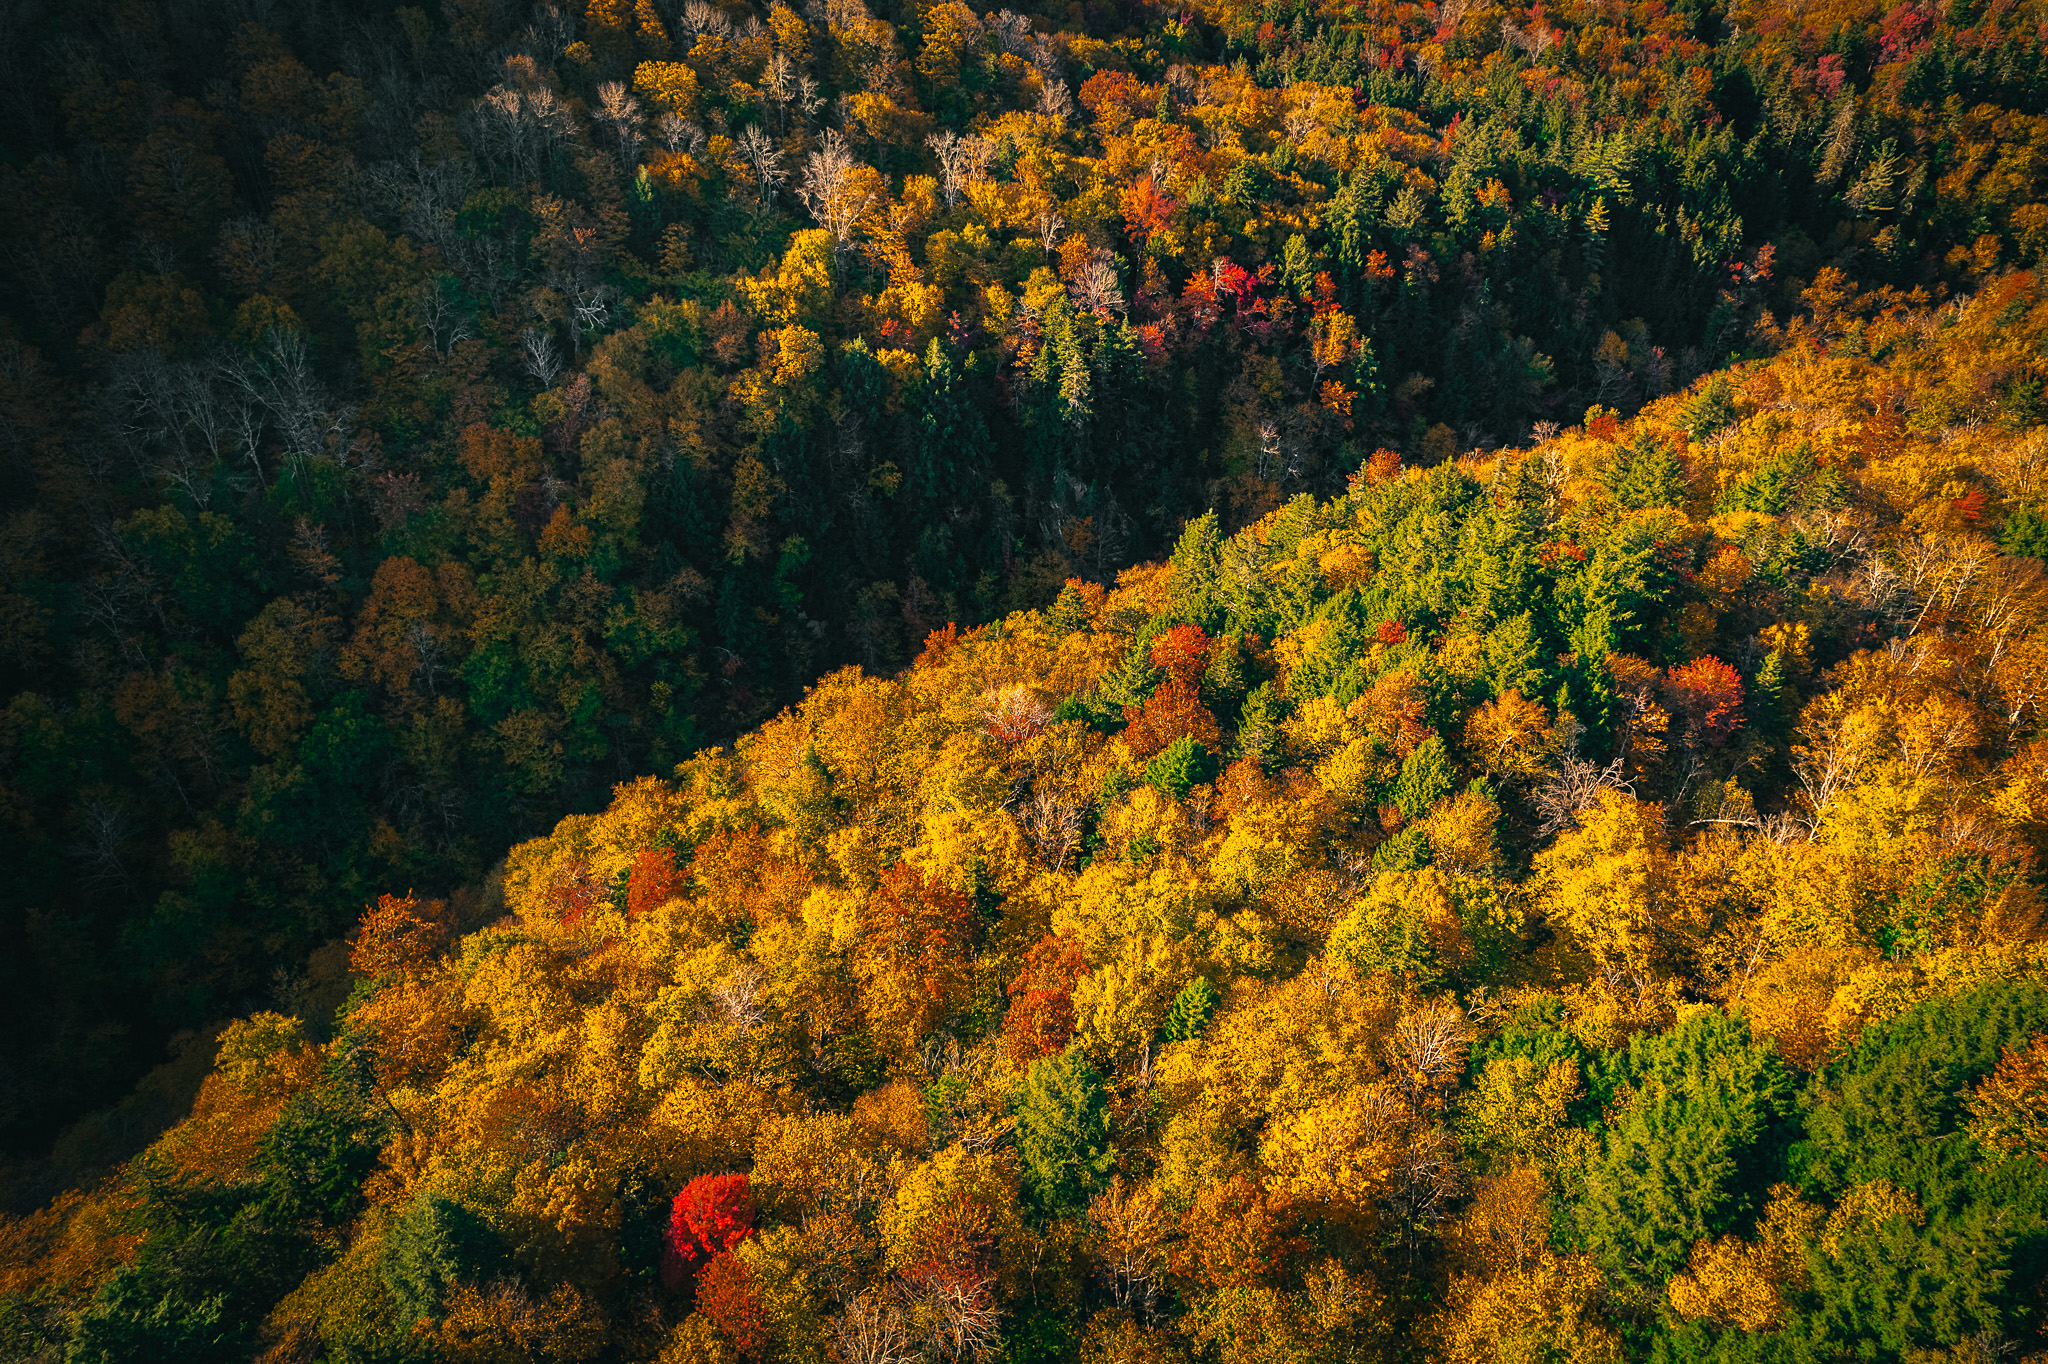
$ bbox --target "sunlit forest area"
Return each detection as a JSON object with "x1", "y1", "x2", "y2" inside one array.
[{"x1": 3, "y1": 0, "x2": 2048, "y2": 1355}]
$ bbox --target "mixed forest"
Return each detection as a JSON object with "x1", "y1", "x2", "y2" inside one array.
[{"x1": 4, "y1": 0, "x2": 2048, "y2": 1355}]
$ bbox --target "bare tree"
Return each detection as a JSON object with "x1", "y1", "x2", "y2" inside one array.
[
  {"x1": 417, "y1": 275, "x2": 475, "y2": 356},
  {"x1": 1034, "y1": 200, "x2": 1065, "y2": 258},
  {"x1": 1019, "y1": 787, "x2": 1084, "y2": 870},
  {"x1": 571, "y1": 283, "x2": 615, "y2": 349},
  {"x1": 1388, "y1": 999, "x2": 1470, "y2": 1109},
  {"x1": 68, "y1": 796, "x2": 137, "y2": 897},
  {"x1": 679, "y1": 0, "x2": 736, "y2": 41},
  {"x1": 520, "y1": 326, "x2": 564, "y2": 386},
  {"x1": 836, "y1": 1291, "x2": 914, "y2": 1364},
  {"x1": 798, "y1": 130, "x2": 883, "y2": 259},
  {"x1": 927, "y1": 130, "x2": 992, "y2": 208},
  {"x1": 736, "y1": 124, "x2": 788, "y2": 206},
  {"x1": 906, "y1": 1277, "x2": 1001, "y2": 1362},
  {"x1": 1531, "y1": 732, "x2": 1631, "y2": 835},
  {"x1": 1073, "y1": 253, "x2": 1125, "y2": 314},
  {"x1": 594, "y1": 80, "x2": 643, "y2": 165},
  {"x1": 217, "y1": 329, "x2": 345, "y2": 489},
  {"x1": 1037, "y1": 75, "x2": 1074, "y2": 123}
]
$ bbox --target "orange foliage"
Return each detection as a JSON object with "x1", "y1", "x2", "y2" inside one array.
[
  {"x1": 1664, "y1": 656, "x2": 1745, "y2": 746},
  {"x1": 1003, "y1": 934, "x2": 1087, "y2": 1066},
  {"x1": 627, "y1": 846, "x2": 680, "y2": 917},
  {"x1": 696, "y1": 1251, "x2": 770, "y2": 1357},
  {"x1": 1177, "y1": 1175, "x2": 1301, "y2": 1291},
  {"x1": 1123, "y1": 680, "x2": 1220, "y2": 761},
  {"x1": 349, "y1": 891, "x2": 444, "y2": 977}
]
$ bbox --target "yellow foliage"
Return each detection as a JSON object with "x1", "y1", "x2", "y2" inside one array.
[
  {"x1": 1431, "y1": 1252, "x2": 1623, "y2": 1364},
  {"x1": 1072, "y1": 934, "x2": 1196, "y2": 1068},
  {"x1": 877, "y1": 1143, "x2": 1024, "y2": 1273},
  {"x1": 1535, "y1": 790, "x2": 1676, "y2": 972},
  {"x1": 1668, "y1": 1182, "x2": 1825, "y2": 1330},
  {"x1": 1460, "y1": 1055, "x2": 1584, "y2": 1172}
]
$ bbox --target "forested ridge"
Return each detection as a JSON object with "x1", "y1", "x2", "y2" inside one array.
[
  {"x1": 4, "y1": 0, "x2": 2044, "y2": 1160},
  {"x1": 13, "y1": 263, "x2": 2048, "y2": 1359},
  {"x1": 6, "y1": 0, "x2": 2048, "y2": 1354}
]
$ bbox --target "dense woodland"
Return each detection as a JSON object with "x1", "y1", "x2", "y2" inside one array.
[
  {"x1": 5, "y1": 0, "x2": 2048, "y2": 1355},
  {"x1": 5, "y1": 0, "x2": 2045, "y2": 1160},
  {"x1": 10, "y1": 273, "x2": 2048, "y2": 1358}
]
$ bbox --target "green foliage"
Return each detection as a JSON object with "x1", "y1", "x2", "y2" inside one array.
[
  {"x1": 1603, "y1": 437, "x2": 1687, "y2": 511},
  {"x1": 381, "y1": 1193, "x2": 502, "y2": 1328},
  {"x1": 1014, "y1": 1048, "x2": 1114, "y2": 1213},
  {"x1": 1798, "y1": 980, "x2": 2048, "y2": 1197},
  {"x1": 1574, "y1": 1011, "x2": 1794, "y2": 1289},
  {"x1": 254, "y1": 1088, "x2": 378, "y2": 1230},
  {"x1": 1160, "y1": 977, "x2": 1219, "y2": 1045},
  {"x1": 1235, "y1": 682, "x2": 1287, "y2": 769},
  {"x1": 1678, "y1": 378, "x2": 1737, "y2": 443},
  {"x1": 66, "y1": 1270, "x2": 236, "y2": 1364},
  {"x1": 2000, "y1": 506, "x2": 2048, "y2": 560},
  {"x1": 1393, "y1": 735, "x2": 1457, "y2": 819},
  {"x1": 1143, "y1": 736, "x2": 1217, "y2": 800},
  {"x1": 1715, "y1": 443, "x2": 1848, "y2": 517}
]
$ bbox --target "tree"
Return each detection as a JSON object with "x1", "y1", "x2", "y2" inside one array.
[
  {"x1": 695, "y1": 1252, "x2": 771, "y2": 1358},
  {"x1": 1004, "y1": 934, "x2": 1087, "y2": 1066},
  {"x1": 383, "y1": 1193, "x2": 504, "y2": 1328},
  {"x1": 1572, "y1": 1011, "x2": 1793, "y2": 1290},
  {"x1": 1663, "y1": 656, "x2": 1744, "y2": 748},
  {"x1": 853, "y1": 863, "x2": 977, "y2": 1062},
  {"x1": 1534, "y1": 789, "x2": 1676, "y2": 972},
  {"x1": 1015, "y1": 1047, "x2": 1115, "y2": 1212},
  {"x1": 666, "y1": 1174, "x2": 757, "y2": 1289}
]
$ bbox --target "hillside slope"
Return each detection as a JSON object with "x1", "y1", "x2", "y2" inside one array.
[{"x1": 12, "y1": 271, "x2": 2048, "y2": 1361}]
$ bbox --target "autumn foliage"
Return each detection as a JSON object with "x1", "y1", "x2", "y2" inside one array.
[
  {"x1": 694, "y1": 1251, "x2": 771, "y2": 1357},
  {"x1": 29, "y1": 258, "x2": 2048, "y2": 1363},
  {"x1": 664, "y1": 1174, "x2": 757, "y2": 1289},
  {"x1": 1002, "y1": 935, "x2": 1087, "y2": 1066},
  {"x1": 627, "y1": 846, "x2": 680, "y2": 917}
]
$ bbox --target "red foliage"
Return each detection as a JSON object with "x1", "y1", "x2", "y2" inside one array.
[
  {"x1": 1149, "y1": 623, "x2": 1213, "y2": 688},
  {"x1": 1375, "y1": 619, "x2": 1408, "y2": 645},
  {"x1": 1003, "y1": 934, "x2": 1087, "y2": 1066},
  {"x1": 627, "y1": 847, "x2": 679, "y2": 917},
  {"x1": 1953, "y1": 488, "x2": 1988, "y2": 523},
  {"x1": 663, "y1": 1174, "x2": 757, "y2": 1289},
  {"x1": 981, "y1": 687, "x2": 1052, "y2": 746},
  {"x1": 695, "y1": 1250, "x2": 771, "y2": 1358},
  {"x1": 1662, "y1": 656, "x2": 1745, "y2": 745},
  {"x1": 543, "y1": 861, "x2": 604, "y2": 925},
  {"x1": 1587, "y1": 411, "x2": 1621, "y2": 441},
  {"x1": 1122, "y1": 679, "x2": 1220, "y2": 761}
]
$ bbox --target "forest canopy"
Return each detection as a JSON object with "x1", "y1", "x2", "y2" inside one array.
[
  {"x1": 4, "y1": 0, "x2": 2044, "y2": 1158},
  {"x1": 12, "y1": 262, "x2": 2048, "y2": 1358},
  {"x1": 5, "y1": 0, "x2": 2048, "y2": 1355}
]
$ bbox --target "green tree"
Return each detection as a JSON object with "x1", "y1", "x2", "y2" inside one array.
[
  {"x1": 1574, "y1": 1011, "x2": 1793, "y2": 1289},
  {"x1": 381, "y1": 1193, "x2": 504, "y2": 1328},
  {"x1": 1015, "y1": 1047, "x2": 1114, "y2": 1213}
]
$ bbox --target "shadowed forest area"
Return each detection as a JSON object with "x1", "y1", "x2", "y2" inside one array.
[{"x1": 5, "y1": 0, "x2": 2048, "y2": 1356}]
